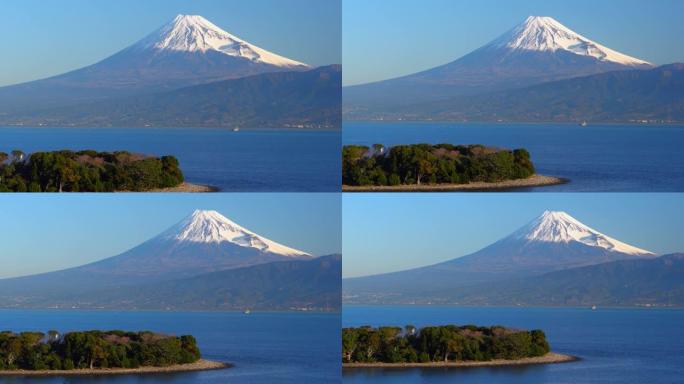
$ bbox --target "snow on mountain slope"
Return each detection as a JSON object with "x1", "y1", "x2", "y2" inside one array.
[
  {"x1": 161, "y1": 210, "x2": 310, "y2": 257},
  {"x1": 135, "y1": 14, "x2": 309, "y2": 68},
  {"x1": 489, "y1": 16, "x2": 651, "y2": 66},
  {"x1": 513, "y1": 211, "x2": 655, "y2": 255}
]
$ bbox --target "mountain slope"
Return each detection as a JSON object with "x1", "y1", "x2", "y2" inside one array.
[
  {"x1": 137, "y1": 14, "x2": 307, "y2": 68},
  {"x1": 487, "y1": 16, "x2": 649, "y2": 66},
  {"x1": 0, "y1": 255, "x2": 342, "y2": 311},
  {"x1": 442, "y1": 253, "x2": 684, "y2": 307},
  {"x1": 344, "y1": 16, "x2": 653, "y2": 113},
  {"x1": 0, "y1": 210, "x2": 311, "y2": 299},
  {"x1": 399, "y1": 63, "x2": 684, "y2": 123},
  {"x1": 2, "y1": 65, "x2": 341, "y2": 128},
  {"x1": 344, "y1": 211, "x2": 655, "y2": 301},
  {"x1": 0, "y1": 14, "x2": 309, "y2": 113}
]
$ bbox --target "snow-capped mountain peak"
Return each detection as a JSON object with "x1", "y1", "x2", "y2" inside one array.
[
  {"x1": 136, "y1": 14, "x2": 309, "y2": 68},
  {"x1": 489, "y1": 16, "x2": 652, "y2": 67},
  {"x1": 514, "y1": 210, "x2": 655, "y2": 255},
  {"x1": 162, "y1": 209, "x2": 310, "y2": 257}
]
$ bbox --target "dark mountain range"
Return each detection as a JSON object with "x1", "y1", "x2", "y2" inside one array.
[
  {"x1": 1, "y1": 255, "x2": 341, "y2": 311},
  {"x1": 370, "y1": 63, "x2": 684, "y2": 123},
  {"x1": 1, "y1": 65, "x2": 341, "y2": 128},
  {"x1": 344, "y1": 16, "x2": 652, "y2": 114},
  {"x1": 423, "y1": 254, "x2": 684, "y2": 307},
  {"x1": 344, "y1": 211, "x2": 656, "y2": 303}
]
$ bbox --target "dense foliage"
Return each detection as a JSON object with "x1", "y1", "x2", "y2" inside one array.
[
  {"x1": 0, "y1": 330, "x2": 200, "y2": 370},
  {"x1": 0, "y1": 150, "x2": 183, "y2": 192},
  {"x1": 342, "y1": 325, "x2": 550, "y2": 363},
  {"x1": 342, "y1": 144, "x2": 535, "y2": 186}
]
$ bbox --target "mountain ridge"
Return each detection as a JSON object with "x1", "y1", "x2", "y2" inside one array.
[
  {"x1": 0, "y1": 65, "x2": 341, "y2": 128},
  {"x1": 344, "y1": 211, "x2": 655, "y2": 300},
  {"x1": 0, "y1": 255, "x2": 342, "y2": 311},
  {"x1": 489, "y1": 16, "x2": 650, "y2": 66},
  {"x1": 0, "y1": 14, "x2": 310, "y2": 113},
  {"x1": 414, "y1": 253, "x2": 684, "y2": 307},
  {"x1": 0, "y1": 210, "x2": 312, "y2": 294},
  {"x1": 134, "y1": 14, "x2": 309, "y2": 69},
  {"x1": 0, "y1": 210, "x2": 338, "y2": 311},
  {"x1": 385, "y1": 63, "x2": 684, "y2": 123},
  {"x1": 344, "y1": 15, "x2": 653, "y2": 112}
]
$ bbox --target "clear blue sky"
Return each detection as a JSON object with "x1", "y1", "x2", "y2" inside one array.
[
  {"x1": 0, "y1": 0, "x2": 341, "y2": 87},
  {"x1": 0, "y1": 193, "x2": 341, "y2": 279},
  {"x1": 343, "y1": 0, "x2": 684, "y2": 86},
  {"x1": 343, "y1": 193, "x2": 684, "y2": 278}
]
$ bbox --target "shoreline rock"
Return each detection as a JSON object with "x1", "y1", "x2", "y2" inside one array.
[
  {"x1": 342, "y1": 352, "x2": 578, "y2": 369},
  {"x1": 0, "y1": 359, "x2": 230, "y2": 376},
  {"x1": 148, "y1": 182, "x2": 219, "y2": 192},
  {"x1": 342, "y1": 174, "x2": 566, "y2": 192}
]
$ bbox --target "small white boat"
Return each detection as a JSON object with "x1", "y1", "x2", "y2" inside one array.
[
  {"x1": 233, "y1": 128, "x2": 240, "y2": 132},
  {"x1": 591, "y1": 305, "x2": 597, "y2": 310},
  {"x1": 580, "y1": 121, "x2": 588, "y2": 127},
  {"x1": 244, "y1": 309, "x2": 251, "y2": 314}
]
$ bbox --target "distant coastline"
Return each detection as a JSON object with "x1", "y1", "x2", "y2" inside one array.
[
  {"x1": 0, "y1": 359, "x2": 230, "y2": 376},
  {"x1": 343, "y1": 174, "x2": 566, "y2": 192},
  {"x1": 342, "y1": 352, "x2": 577, "y2": 369},
  {"x1": 342, "y1": 119, "x2": 684, "y2": 127}
]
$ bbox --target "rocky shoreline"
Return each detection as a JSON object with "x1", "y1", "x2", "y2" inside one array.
[
  {"x1": 0, "y1": 359, "x2": 230, "y2": 376},
  {"x1": 342, "y1": 174, "x2": 566, "y2": 192},
  {"x1": 150, "y1": 182, "x2": 219, "y2": 192},
  {"x1": 342, "y1": 352, "x2": 578, "y2": 368}
]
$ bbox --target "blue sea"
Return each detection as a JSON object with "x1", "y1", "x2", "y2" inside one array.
[
  {"x1": 343, "y1": 122, "x2": 684, "y2": 192},
  {"x1": 0, "y1": 127, "x2": 341, "y2": 192},
  {"x1": 343, "y1": 305, "x2": 684, "y2": 384},
  {"x1": 0, "y1": 310, "x2": 340, "y2": 383}
]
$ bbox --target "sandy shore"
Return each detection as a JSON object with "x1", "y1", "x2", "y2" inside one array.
[
  {"x1": 0, "y1": 359, "x2": 231, "y2": 376},
  {"x1": 342, "y1": 174, "x2": 566, "y2": 192},
  {"x1": 342, "y1": 352, "x2": 578, "y2": 368},
  {"x1": 149, "y1": 182, "x2": 219, "y2": 192}
]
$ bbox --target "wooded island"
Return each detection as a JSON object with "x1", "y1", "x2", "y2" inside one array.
[
  {"x1": 342, "y1": 143, "x2": 538, "y2": 188},
  {"x1": 0, "y1": 150, "x2": 184, "y2": 192},
  {"x1": 342, "y1": 325, "x2": 553, "y2": 364},
  {"x1": 0, "y1": 330, "x2": 200, "y2": 371}
]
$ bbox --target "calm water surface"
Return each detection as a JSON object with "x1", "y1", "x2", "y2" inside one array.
[
  {"x1": 0, "y1": 127, "x2": 340, "y2": 192},
  {"x1": 343, "y1": 305, "x2": 684, "y2": 384},
  {"x1": 343, "y1": 122, "x2": 684, "y2": 191},
  {"x1": 0, "y1": 310, "x2": 340, "y2": 383}
]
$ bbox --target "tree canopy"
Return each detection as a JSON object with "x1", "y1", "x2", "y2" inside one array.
[
  {"x1": 0, "y1": 330, "x2": 200, "y2": 370},
  {"x1": 0, "y1": 150, "x2": 184, "y2": 192},
  {"x1": 342, "y1": 143, "x2": 535, "y2": 186},
  {"x1": 342, "y1": 325, "x2": 550, "y2": 363}
]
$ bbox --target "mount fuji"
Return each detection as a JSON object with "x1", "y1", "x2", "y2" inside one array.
[
  {"x1": 344, "y1": 211, "x2": 655, "y2": 300},
  {"x1": 344, "y1": 16, "x2": 653, "y2": 110},
  {"x1": 0, "y1": 14, "x2": 310, "y2": 113},
  {"x1": 0, "y1": 210, "x2": 312, "y2": 299},
  {"x1": 78, "y1": 209, "x2": 312, "y2": 280}
]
